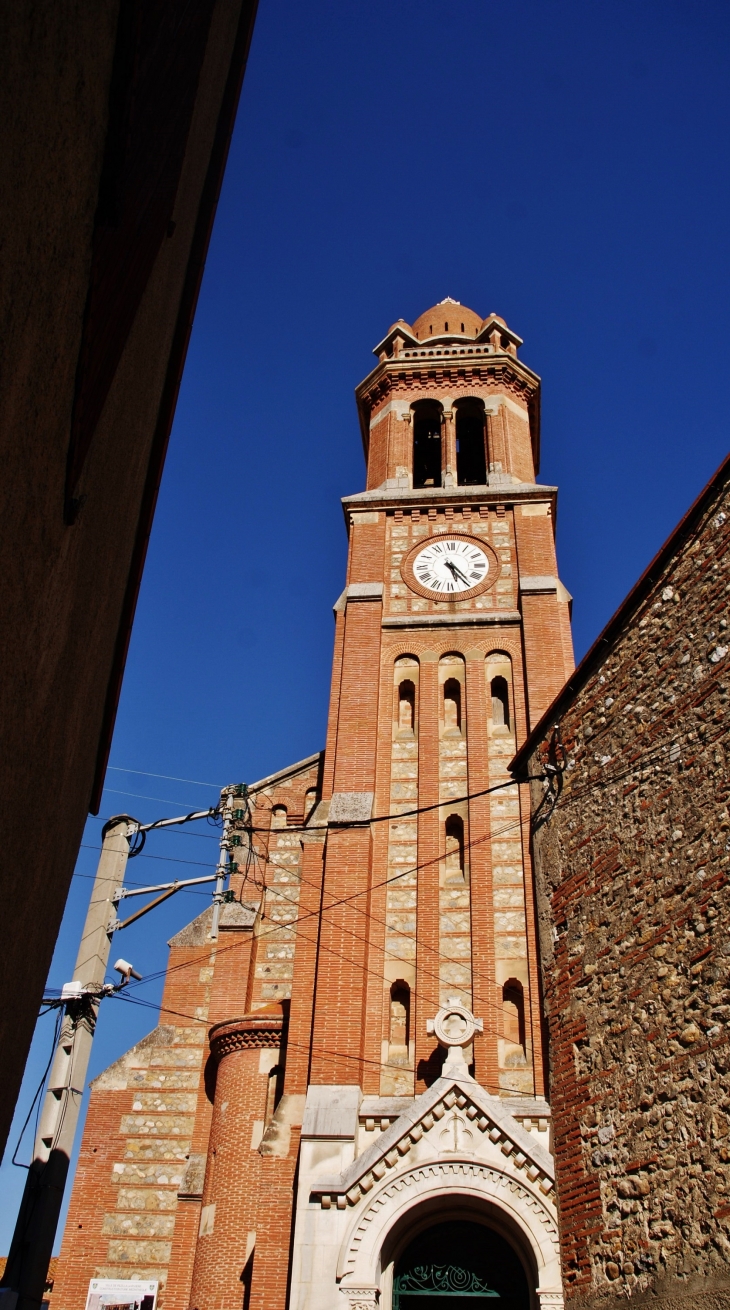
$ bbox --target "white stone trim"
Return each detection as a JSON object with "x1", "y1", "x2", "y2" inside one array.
[
  {"x1": 369, "y1": 400, "x2": 411, "y2": 429},
  {"x1": 339, "y1": 1289, "x2": 379, "y2": 1310},
  {"x1": 337, "y1": 1158, "x2": 562, "y2": 1310}
]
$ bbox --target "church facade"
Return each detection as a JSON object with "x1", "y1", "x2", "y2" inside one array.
[{"x1": 52, "y1": 301, "x2": 575, "y2": 1310}]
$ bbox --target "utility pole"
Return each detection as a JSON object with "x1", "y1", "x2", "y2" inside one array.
[
  {"x1": 0, "y1": 796, "x2": 232, "y2": 1310},
  {"x1": 0, "y1": 816, "x2": 133, "y2": 1310}
]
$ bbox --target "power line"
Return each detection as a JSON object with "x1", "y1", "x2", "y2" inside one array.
[
  {"x1": 108, "y1": 766, "x2": 222, "y2": 788},
  {"x1": 11, "y1": 1011, "x2": 63, "y2": 1169},
  {"x1": 109, "y1": 991, "x2": 539, "y2": 1098},
  {"x1": 244, "y1": 775, "x2": 526, "y2": 833},
  {"x1": 121, "y1": 712, "x2": 724, "y2": 1000},
  {"x1": 103, "y1": 788, "x2": 218, "y2": 809},
  {"x1": 79, "y1": 844, "x2": 214, "y2": 871},
  {"x1": 69, "y1": 720, "x2": 726, "y2": 1064},
  {"x1": 124, "y1": 810, "x2": 534, "y2": 1012},
  {"x1": 248, "y1": 826, "x2": 535, "y2": 1022}
]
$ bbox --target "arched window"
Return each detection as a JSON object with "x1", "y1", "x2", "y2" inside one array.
[
  {"x1": 443, "y1": 678, "x2": 462, "y2": 733},
  {"x1": 389, "y1": 981, "x2": 410, "y2": 1060},
  {"x1": 444, "y1": 815, "x2": 465, "y2": 882},
  {"x1": 455, "y1": 399, "x2": 486, "y2": 486},
  {"x1": 271, "y1": 805, "x2": 287, "y2": 829},
  {"x1": 491, "y1": 675, "x2": 510, "y2": 728},
  {"x1": 412, "y1": 402, "x2": 442, "y2": 488},
  {"x1": 398, "y1": 679, "x2": 415, "y2": 734},
  {"x1": 304, "y1": 788, "x2": 318, "y2": 820},
  {"x1": 502, "y1": 979, "x2": 525, "y2": 1049}
]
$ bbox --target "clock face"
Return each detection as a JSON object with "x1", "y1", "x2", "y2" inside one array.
[{"x1": 409, "y1": 536, "x2": 491, "y2": 596}]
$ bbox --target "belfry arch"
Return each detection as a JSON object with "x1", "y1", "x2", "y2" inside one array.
[
  {"x1": 412, "y1": 400, "x2": 443, "y2": 488},
  {"x1": 454, "y1": 398, "x2": 487, "y2": 486}
]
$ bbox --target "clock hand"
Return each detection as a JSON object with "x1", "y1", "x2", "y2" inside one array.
[{"x1": 445, "y1": 560, "x2": 470, "y2": 585}]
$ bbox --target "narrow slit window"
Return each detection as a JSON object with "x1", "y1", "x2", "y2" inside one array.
[
  {"x1": 388, "y1": 981, "x2": 410, "y2": 1063},
  {"x1": 398, "y1": 679, "x2": 416, "y2": 734},
  {"x1": 444, "y1": 815, "x2": 465, "y2": 882},
  {"x1": 503, "y1": 980, "x2": 526, "y2": 1049},
  {"x1": 443, "y1": 678, "x2": 462, "y2": 733},
  {"x1": 491, "y1": 676, "x2": 510, "y2": 728}
]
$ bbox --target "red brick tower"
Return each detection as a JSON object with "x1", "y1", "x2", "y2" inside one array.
[{"x1": 53, "y1": 301, "x2": 574, "y2": 1310}]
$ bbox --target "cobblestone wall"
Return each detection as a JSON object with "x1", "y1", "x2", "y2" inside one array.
[{"x1": 520, "y1": 464, "x2": 730, "y2": 1308}]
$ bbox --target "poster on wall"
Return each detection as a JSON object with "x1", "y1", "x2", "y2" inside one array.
[{"x1": 85, "y1": 1280, "x2": 158, "y2": 1310}]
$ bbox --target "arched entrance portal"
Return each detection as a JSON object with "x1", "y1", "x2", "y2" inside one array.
[{"x1": 393, "y1": 1221, "x2": 529, "y2": 1310}]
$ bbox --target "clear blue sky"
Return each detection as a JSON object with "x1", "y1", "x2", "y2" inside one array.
[{"x1": 2, "y1": 0, "x2": 729, "y2": 1252}]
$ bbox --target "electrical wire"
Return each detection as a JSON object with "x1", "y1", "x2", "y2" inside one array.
[
  {"x1": 47, "y1": 718, "x2": 724, "y2": 1135},
  {"x1": 120, "y1": 711, "x2": 729, "y2": 1003},
  {"x1": 119, "y1": 812, "x2": 540, "y2": 1048},
  {"x1": 11, "y1": 1009, "x2": 63, "y2": 1168},
  {"x1": 79, "y1": 844, "x2": 215, "y2": 871},
  {"x1": 103, "y1": 788, "x2": 218, "y2": 809},
  {"x1": 253, "y1": 829, "x2": 530, "y2": 1014},
  {"x1": 109, "y1": 991, "x2": 539, "y2": 1098},
  {"x1": 122, "y1": 809, "x2": 531, "y2": 995},
  {"x1": 243, "y1": 776, "x2": 528, "y2": 833},
  {"x1": 534, "y1": 712, "x2": 730, "y2": 826},
  {"x1": 67, "y1": 716, "x2": 728, "y2": 1057},
  {"x1": 108, "y1": 766, "x2": 222, "y2": 788}
]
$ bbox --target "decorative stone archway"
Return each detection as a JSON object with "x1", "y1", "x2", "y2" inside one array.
[{"x1": 337, "y1": 1160, "x2": 563, "y2": 1310}]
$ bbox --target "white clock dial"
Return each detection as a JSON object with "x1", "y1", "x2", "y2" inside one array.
[{"x1": 411, "y1": 537, "x2": 490, "y2": 595}]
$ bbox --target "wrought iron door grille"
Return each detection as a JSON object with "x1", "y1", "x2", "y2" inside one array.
[{"x1": 393, "y1": 1265, "x2": 500, "y2": 1306}]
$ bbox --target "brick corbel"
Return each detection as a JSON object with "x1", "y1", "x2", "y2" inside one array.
[{"x1": 209, "y1": 1011, "x2": 284, "y2": 1059}]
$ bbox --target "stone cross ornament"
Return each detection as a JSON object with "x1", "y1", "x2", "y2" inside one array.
[{"x1": 426, "y1": 999, "x2": 483, "y2": 1075}]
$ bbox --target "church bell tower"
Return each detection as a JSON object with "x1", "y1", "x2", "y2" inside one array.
[
  {"x1": 299, "y1": 294, "x2": 573, "y2": 1097},
  {"x1": 51, "y1": 299, "x2": 574, "y2": 1310},
  {"x1": 279, "y1": 298, "x2": 574, "y2": 1309}
]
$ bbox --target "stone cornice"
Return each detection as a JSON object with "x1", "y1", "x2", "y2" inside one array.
[
  {"x1": 342, "y1": 482, "x2": 557, "y2": 518},
  {"x1": 381, "y1": 611, "x2": 522, "y2": 630},
  {"x1": 209, "y1": 1013, "x2": 284, "y2": 1059},
  {"x1": 356, "y1": 350, "x2": 540, "y2": 406}
]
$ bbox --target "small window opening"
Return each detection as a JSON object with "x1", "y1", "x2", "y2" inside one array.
[
  {"x1": 503, "y1": 980, "x2": 525, "y2": 1049},
  {"x1": 398, "y1": 680, "x2": 416, "y2": 734},
  {"x1": 461, "y1": 322, "x2": 465, "y2": 331},
  {"x1": 444, "y1": 321, "x2": 449, "y2": 331},
  {"x1": 388, "y1": 981, "x2": 411, "y2": 1065},
  {"x1": 444, "y1": 815, "x2": 465, "y2": 882},
  {"x1": 443, "y1": 678, "x2": 462, "y2": 733},
  {"x1": 491, "y1": 676, "x2": 510, "y2": 729},
  {"x1": 412, "y1": 402, "x2": 442, "y2": 488},
  {"x1": 304, "y1": 788, "x2": 318, "y2": 820},
  {"x1": 429, "y1": 325, "x2": 432, "y2": 334},
  {"x1": 271, "y1": 805, "x2": 287, "y2": 829},
  {"x1": 456, "y1": 400, "x2": 487, "y2": 486}
]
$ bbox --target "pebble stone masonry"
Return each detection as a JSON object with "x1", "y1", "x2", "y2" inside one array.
[{"x1": 512, "y1": 454, "x2": 730, "y2": 1309}]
